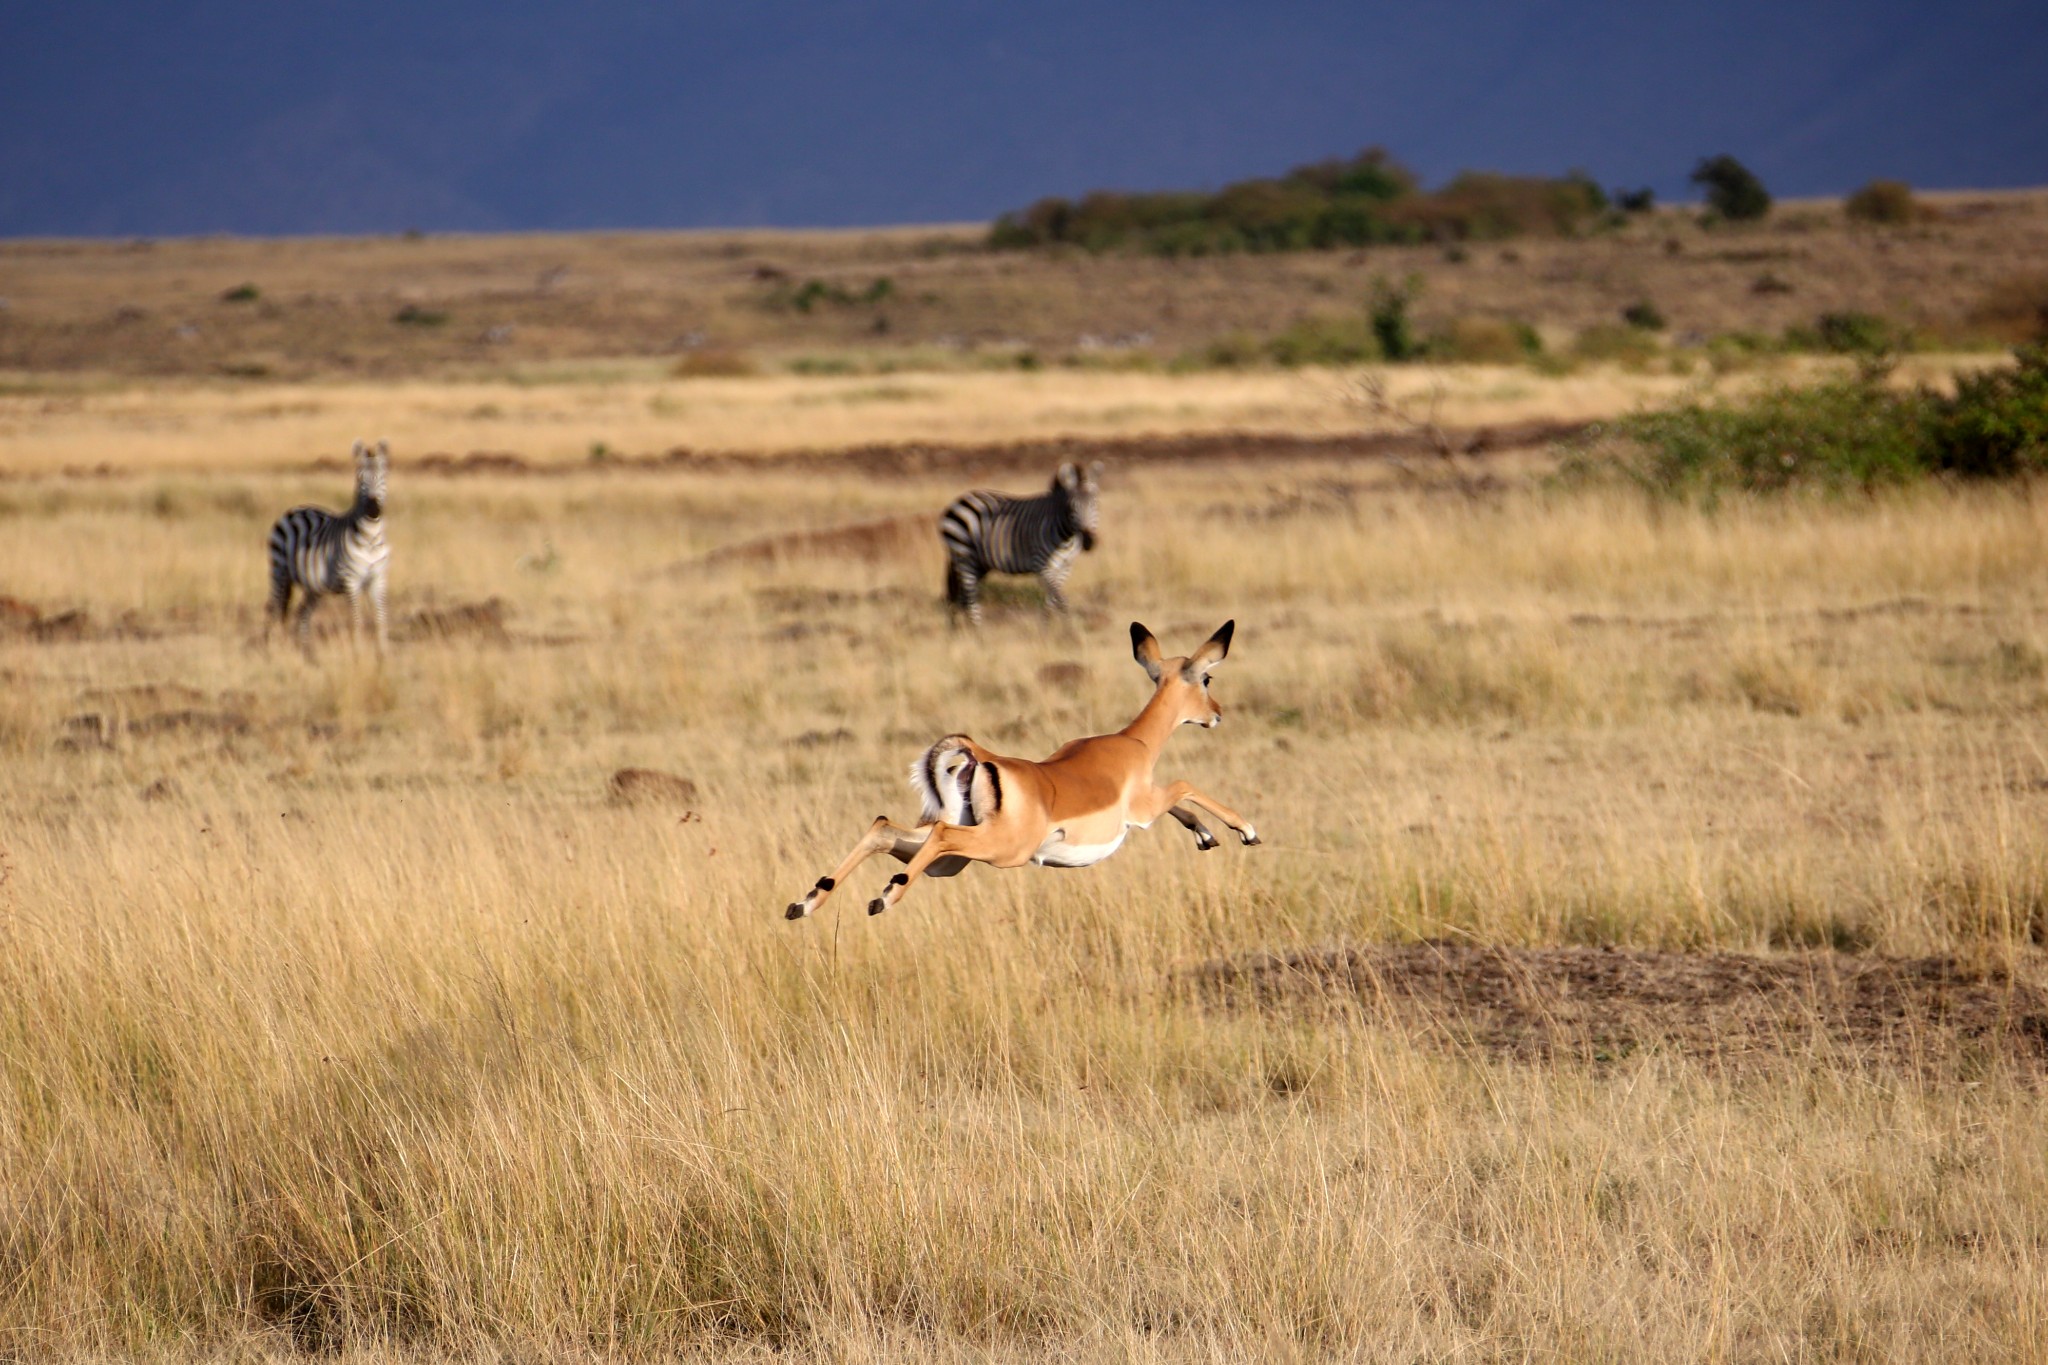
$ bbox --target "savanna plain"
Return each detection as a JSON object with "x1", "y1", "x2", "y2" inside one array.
[{"x1": 3, "y1": 216, "x2": 2048, "y2": 1362}]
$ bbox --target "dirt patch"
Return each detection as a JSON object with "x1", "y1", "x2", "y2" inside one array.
[
  {"x1": 607, "y1": 768, "x2": 700, "y2": 807},
  {"x1": 404, "y1": 422, "x2": 1586, "y2": 484},
  {"x1": 0, "y1": 596, "x2": 93, "y2": 642},
  {"x1": 394, "y1": 598, "x2": 509, "y2": 643},
  {"x1": 685, "y1": 514, "x2": 929, "y2": 571},
  {"x1": 1195, "y1": 941, "x2": 2048, "y2": 1072}
]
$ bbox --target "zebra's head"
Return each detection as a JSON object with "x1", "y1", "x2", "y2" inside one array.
[
  {"x1": 1054, "y1": 461, "x2": 1103, "y2": 551},
  {"x1": 354, "y1": 439, "x2": 390, "y2": 519}
]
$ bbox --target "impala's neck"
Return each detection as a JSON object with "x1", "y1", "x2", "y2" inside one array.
[{"x1": 1119, "y1": 684, "x2": 1186, "y2": 764}]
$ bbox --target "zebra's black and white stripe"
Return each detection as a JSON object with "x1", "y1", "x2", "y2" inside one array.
[
  {"x1": 266, "y1": 439, "x2": 391, "y2": 655},
  {"x1": 938, "y1": 460, "x2": 1102, "y2": 623}
]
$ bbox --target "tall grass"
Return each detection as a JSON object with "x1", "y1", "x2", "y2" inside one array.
[{"x1": 3, "y1": 463, "x2": 2048, "y2": 1358}]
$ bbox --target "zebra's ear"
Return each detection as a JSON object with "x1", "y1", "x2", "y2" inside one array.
[
  {"x1": 375, "y1": 439, "x2": 390, "y2": 472},
  {"x1": 1130, "y1": 621, "x2": 1163, "y2": 683},
  {"x1": 1087, "y1": 459, "x2": 1104, "y2": 487},
  {"x1": 1056, "y1": 462, "x2": 1080, "y2": 491},
  {"x1": 351, "y1": 440, "x2": 368, "y2": 466}
]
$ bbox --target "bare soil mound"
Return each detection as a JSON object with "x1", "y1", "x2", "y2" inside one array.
[
  {"x1": 607, "y1": 768, "x2": 700, "y2": 807},
  {"x1": 686, "y1": 514, "x2": 929, "y2": 570},
  {"x1": 1196, "y1": 941, "x2": 2048, "y2": 1071},
  {"x1": 393, "y1": 597, "x2": 510, "y2": 643}
]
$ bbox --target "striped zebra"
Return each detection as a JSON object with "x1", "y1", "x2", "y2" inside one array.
[
  {"x1": 266, "y1": 439, "x2": 391, "y2": 656},
  {"x1": 939, "y1": 461, "x2": 1102, "y2": 624}
]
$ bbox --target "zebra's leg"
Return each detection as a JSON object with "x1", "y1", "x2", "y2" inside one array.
[
  {"x1": 1166, "y1": 803, "x2": 1219, "y2": 851},
  {"x1": 294, "y1": 593, "x2": 322, "y2": 661},
  {"x1": 346, "y1": 588, "x2": 365, "y2": 651},
  {"x1": 950, "y1": 563, "x2": 983, "y2": 626},
  {"x1": 371, "y1": 570, "x2": 388, "y2": 655},
  {"x1": 1038, "y1": 566, "x2": 1071, "y2": 615},
  {"x1": 265, "y1": 570, "x2": 293, "y2": 648}
]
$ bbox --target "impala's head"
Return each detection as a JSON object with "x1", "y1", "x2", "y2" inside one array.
[
  {"x1": 1130, "y1": 619, "x2": 1234, "y2": 728},
  {"x1": 354, "y1": 439, "x2": 389, "y2": 517},
  {"x1": 1053, "y1": 460, "x2": 1103, "y2": 551}
]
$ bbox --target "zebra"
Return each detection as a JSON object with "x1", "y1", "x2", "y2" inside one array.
[
  {"x1": 939, "y1": 461, "x2": 1102, "y2": 624},
  {"x1": 266, "y1": 439, "x2": 390, "y2": 656}
]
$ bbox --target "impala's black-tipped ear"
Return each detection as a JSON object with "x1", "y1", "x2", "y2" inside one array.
[
  {"x1": 1130, "y1": 621, "x2": 1163, "y2": 682},
  {"x1": 1188, "y1": 620, "x2": 1234, "y2": 674}
]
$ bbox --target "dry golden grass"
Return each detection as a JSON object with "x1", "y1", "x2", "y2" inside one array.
[
  {"x1": 0, "y1": 353, "x2": 2001, "y2": 476},
  {"x1": 4, "y1": 433, "x2": 2048, "y2": 1359}
]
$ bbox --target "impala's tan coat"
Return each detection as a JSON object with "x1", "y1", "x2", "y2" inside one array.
[{"x1": 786, "y1": 621, "x2": 1259, "y2": 920}]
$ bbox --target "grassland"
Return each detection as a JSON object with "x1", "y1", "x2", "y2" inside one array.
[
  {"x1": 4, "y1": 441, "x2": 2048, "y2": 1360},
  {"x1": 3, "y1": 215, "x2": 2048, "y2": 1361}
]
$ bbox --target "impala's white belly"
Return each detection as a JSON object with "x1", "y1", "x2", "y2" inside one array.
[{"x1": 1032, "y1": 827, "x2": 1127, "y2": 868}]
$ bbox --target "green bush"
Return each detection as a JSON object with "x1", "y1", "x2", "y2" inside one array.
[
  {"x1": 1370, "y1": 277, "x2": 1422, "y2": 361},
  {"x1": 1810, "y1": 311, "x2": 1896, "y2": 355},
  {"x1": 1265, "y1": 314, "x2": 1379, "y2": 367},
  {"x1": 1622, "y1": 300, "x2": 1667, "y2": 331},
  {"x1": 1594, "y1": 346, "x2": 2048, "y2": 494},
  {"x1": 1844, "y1": 180, "x2": 1918, "y2": 225},
  {"x1": 989, "y1": 147, "x2": 1612, "y2": 254},
  {"x1": 1573, "y1": 323, "x2": 1660, "y2": 368},
  {"x1": 1431, "y1": 316, "x2": 1542, "y2": 364},
  {"x1": 1924, "y1": 345, "x2": 2048, "y2": 477},
  {"x1": 1615, "y1": 373, "x2": 1928, "y2": 494},
  {"x1": 1690, "y1": 154, "x2": 1771, "y2": 222},
  {"x1": 219, "y1": 283, "x2": 260, "y2": 303}
]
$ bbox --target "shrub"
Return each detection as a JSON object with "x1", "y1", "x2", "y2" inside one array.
[
  {"x1": 1591, "y1": 345, "x2": 2048, "y2": 493},
  {"x1": 1690, "y1": 155, "x2": 1771, "y2": 222},
  {"x1": 1844, "y1": 179, "x2": 1918, "y2": 225},
  {"x1": 671, "y1": 348, "x2": 756, "y2": 378},
  {"x1": 1811, "y1": 311, "x2": 1896, "y2": 355},
  {"x1": 1614, "y1": 187, "x2": 1656, "y2": 214},
  {"x1": 1622, "y1": 300, "x2": 1667, "y2": 331},
  {"x1": 1265, "y1": 314, "x2": 1379, "y2": 367},
  {"x1": 392, "y1": 304, "x2": 447, "y2": 327},
  {"x1": 219, "y1": 283, "x2": 260, "y2": 303},
  {"x1": 989, "y1": 147, "x2": 1612, "y2": 254},
  {"x1": 1369, "y1": 277, "x2": 1422, "y2": 361},
  {"x1": 1431, "y1": 316, "x2": 1542, "y2": 365},
  {"x1": 1573, "y1": 323, "x2": 1660, "y2": 368},
  {"x1": 1924, "y1": 345, "x2": 2048, "y2": 478},
  {"x1": 1614, "y1": 372, "x2": 1929, "y2": 494}
]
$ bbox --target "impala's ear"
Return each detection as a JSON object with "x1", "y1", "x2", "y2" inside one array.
[
  {"x1": 1130, "y1": 621, "x2": 1163, "y2": 682},
  {"x1": 1187, "y1": 620, "x2": 1234, "y2": 676}
]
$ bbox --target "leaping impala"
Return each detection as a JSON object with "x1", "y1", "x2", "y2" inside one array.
[{"x1": 784, "y1": 620, "x2": 1260, "y2": 920}]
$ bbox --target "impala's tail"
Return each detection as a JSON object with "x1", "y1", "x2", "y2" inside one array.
[{"x1": 911, "y1": 734, "x2": 1003, "y2": 827}]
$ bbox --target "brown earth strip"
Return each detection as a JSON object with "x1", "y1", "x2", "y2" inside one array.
[
  {"x1": 1195, "y1": 941, "x2": 2048, "y2": 1072},
  {"x1": 404, "y1": 421, "x2": 1588, "y2": 482}
]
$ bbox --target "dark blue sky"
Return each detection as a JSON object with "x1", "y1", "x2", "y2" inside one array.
[{"x1": 2, "y1": 1, "x2": 2043, "y2": 237}]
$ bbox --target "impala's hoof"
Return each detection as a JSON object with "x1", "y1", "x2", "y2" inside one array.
[
  {"x1": 785, "y1": 902, "x2": 808, "y2": 920},
  {"x1": 1196, "y1": 834, "x2": 1217, "y2": 851},
  {"x1": 868, "y1": 897, "x2": 889, "y2": 916},
  {"x1": 1242, "y1": 834, "x2": 1262, "y2": 847}
]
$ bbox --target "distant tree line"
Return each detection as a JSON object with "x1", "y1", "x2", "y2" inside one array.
[{"x1": 988, "y1": 148, "x2": 1616, "y2": 255}]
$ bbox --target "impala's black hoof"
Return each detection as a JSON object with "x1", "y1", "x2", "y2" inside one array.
[
  {"x1": 785, "y1": 902, "x2": 807, "y2": 920},
  {"x1": 868, "y1": 897, "x2": 889, "y2": 916},
  {"x1": 1196, "y1": 834, "x2": 1217, "y2": 851},
  {"x1": 1242, "y1": 832, "x2": 1263, "y2": 846}
]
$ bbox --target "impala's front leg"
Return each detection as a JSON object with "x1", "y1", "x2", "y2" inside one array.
[
  {"x1": 786, "y1": 816, "x2": 931, "y2": 920},
  {"x1": 1147, "y1": 781, "x2": 1262, "y2": 846},
  {"x1": 1166, "y1": 803, "x2": 1218, "y2": 851},
  {"x1": 867, "y1": 821, "x2": 1019, "y2": 916}
]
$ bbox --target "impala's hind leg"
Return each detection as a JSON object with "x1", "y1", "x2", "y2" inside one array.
[
  {"x1": 866, "y1": 821, "x2": 1023, "y2": 916},
  {"x1": 1167, "y1": 803, "x2": 1218, "y2": 851},
  {"x1": 1178, "y1": 785, "x2": 1261, "y2": 846},
  {"x1": 786, "y1": 817, "x2": 930, "y2": 920}
]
